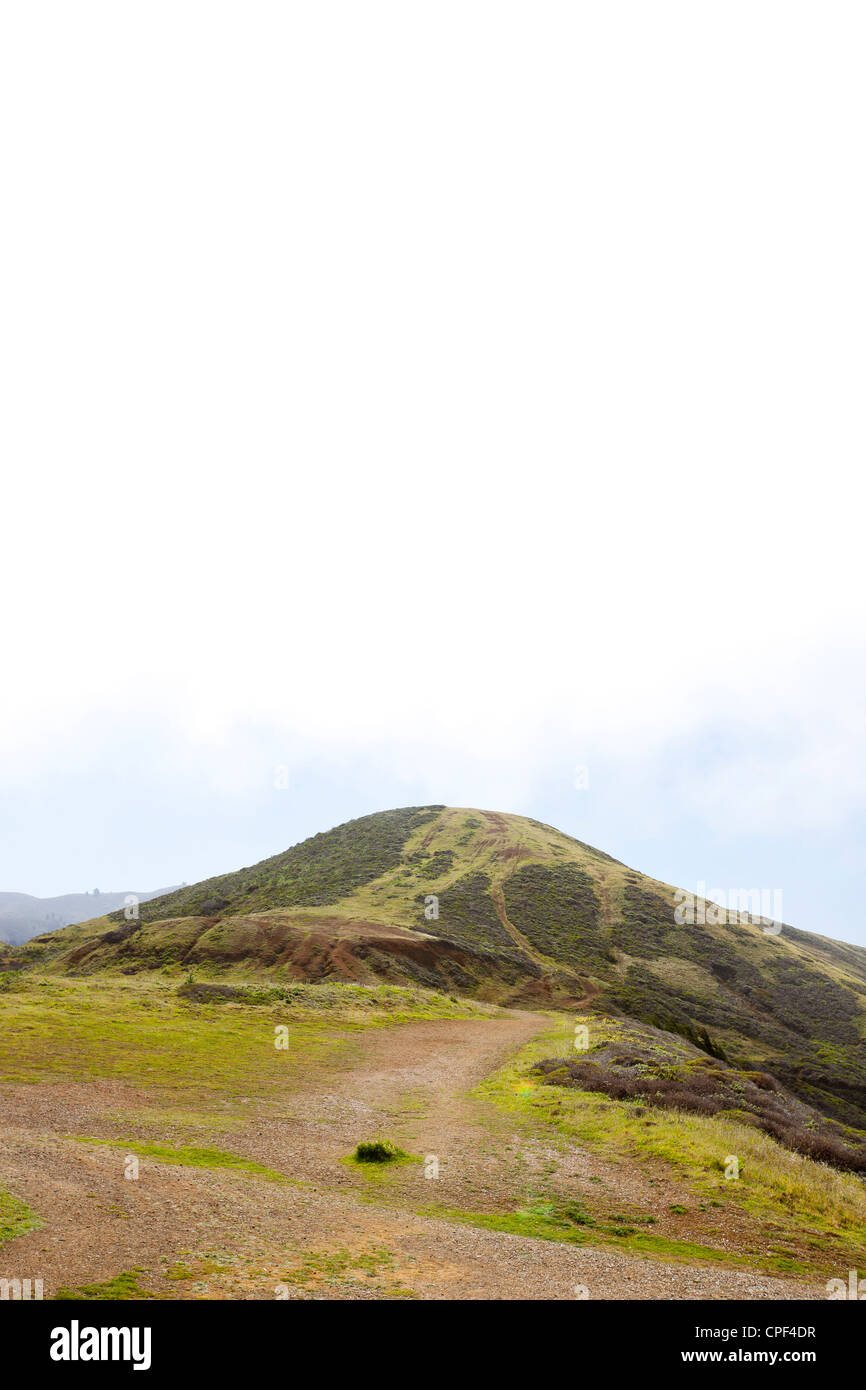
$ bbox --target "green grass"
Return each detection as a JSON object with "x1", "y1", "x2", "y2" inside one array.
[
  {"x1": 0, "y1": 974, "x2": 495, "y2": 1106},
  {"x1": 476, "y1": 1014, "x2": 866, "y2": 1276},
  {"x1": 0, "y1": 1188, "x2": 41, "y2": 1245},
  {"x1": 281, "y1": 1245, "x2": 397, "y2": 1285},
  {"x1": 72, "y1": 1138, "x2": 292, "y2": 1183},
  {"x1": 349, "y1": 1139, "x2": 419, "y2": 1165},
  {"x1": 422, "y1": 1202, "x2": 778, "y2": 1269},
  {"x1": 54, "y1": 1269, "x2": 154, "y2": 1300}
]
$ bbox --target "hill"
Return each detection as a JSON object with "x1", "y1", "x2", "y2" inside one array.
[{"x1": 13, "y1": 805, "x2": 866, "y2": 1132}]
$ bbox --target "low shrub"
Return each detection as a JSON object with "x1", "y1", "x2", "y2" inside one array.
[
  {"x1": 352, "y1": 1139, "x2": 406, "y2": 1163},
  {"x1": 532, "y1": 1056, "x2": 866, "y2": 1173}
]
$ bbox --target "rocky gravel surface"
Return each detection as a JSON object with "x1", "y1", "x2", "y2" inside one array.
[{"x1": 0, "y1": 1015, "x2": 825, "y2": 1300}]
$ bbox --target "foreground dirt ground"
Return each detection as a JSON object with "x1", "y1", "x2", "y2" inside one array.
[{"x1": 0, "y1": 1009, "x2": 824, "y2": 1299}]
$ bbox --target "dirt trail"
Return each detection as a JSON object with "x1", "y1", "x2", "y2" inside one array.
[
  {"x1": 0, "y1": 1011, "x2": 821, "y2": 1300},
  {"x1": 489, "y1": 860, "x2": 602, "y2": 1009},
  {"x1": 490, "y1": 883, "x2": 551, "y2": 968}
]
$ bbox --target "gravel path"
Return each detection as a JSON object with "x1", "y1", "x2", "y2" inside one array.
[{"x1": 0, "y1": 1012, "x2": 824, "y2": 1300}]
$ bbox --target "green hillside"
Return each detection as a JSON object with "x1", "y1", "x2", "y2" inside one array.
[{"x1": 13, "y1": 805, "x2": 866, "y2": 1133}]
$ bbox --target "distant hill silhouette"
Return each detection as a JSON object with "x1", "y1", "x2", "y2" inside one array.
[{"x1": 0, "y1": 886, "x2": 180, "y2": 945}]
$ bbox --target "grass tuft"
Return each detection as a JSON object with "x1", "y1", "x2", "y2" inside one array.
[
  {"x1": 352, "y1": 1139, "x2": 412, "y2": 1164},
  {"x1": 54, "y1": 1269, "x2": 155, "y2": 1301}
]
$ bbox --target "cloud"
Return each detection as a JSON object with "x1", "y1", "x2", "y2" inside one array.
[{"x1": 1, "y1": 3, "x2": 864, "y2": 864}]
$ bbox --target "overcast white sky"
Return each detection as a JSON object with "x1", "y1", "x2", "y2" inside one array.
[{"x1": 1, "y1": 4, "x2": 864, "y2": 942}]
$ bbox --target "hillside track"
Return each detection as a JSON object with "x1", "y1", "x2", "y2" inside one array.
[{"x1": 0, "y1": 1009, "x2": 820, "y2": 1300}]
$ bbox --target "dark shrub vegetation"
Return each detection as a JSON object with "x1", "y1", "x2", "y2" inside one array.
[
  {"x1": 502, "y1": 863, "x2": 604, "y2": 969},
  {"x1": 117, "y1": 807, "x2": 445, "y2": 924},
  {"x1": 532, "y1": 1032, "x2": 866, "y2": 1174}
]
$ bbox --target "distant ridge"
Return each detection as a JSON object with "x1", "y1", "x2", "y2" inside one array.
[{"x1": 0, "y1": 886, "x2": 180, "y2": 945}]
